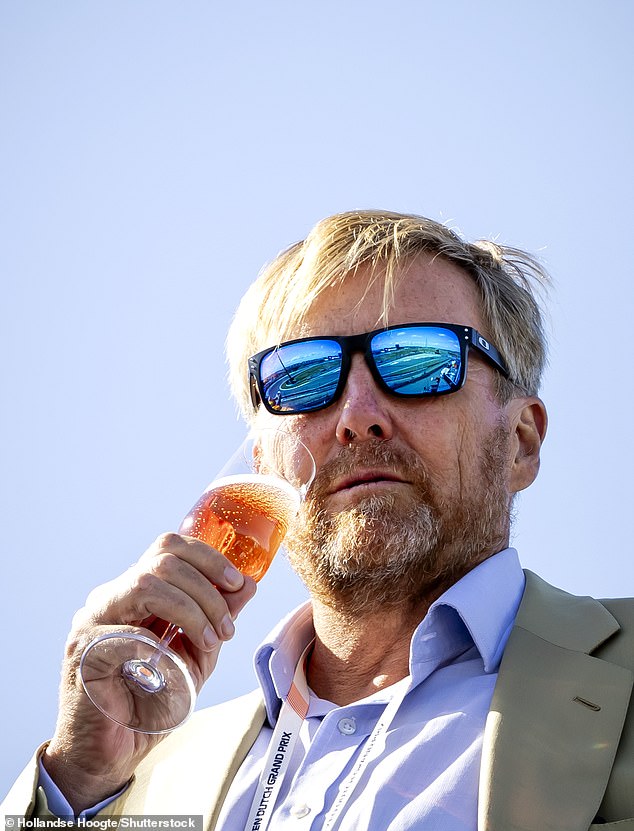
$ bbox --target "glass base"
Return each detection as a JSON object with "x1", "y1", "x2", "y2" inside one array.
[
  {"x1": 121, "y1": 658, "x2": 167, "y2": 693},
  {"x1": 80, "y1": 631, "x2": 196, "y2": 734}
]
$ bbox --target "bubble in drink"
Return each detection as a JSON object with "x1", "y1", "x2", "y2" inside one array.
[{"x1": 179, "y1": 474, "x2": 301, "y2": 582}]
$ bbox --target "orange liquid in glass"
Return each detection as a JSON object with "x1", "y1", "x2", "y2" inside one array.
[{"x1": 179, "y1": 474, "x2": 300, "y2": 582}]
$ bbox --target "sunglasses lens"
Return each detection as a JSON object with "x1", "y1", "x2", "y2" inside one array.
[
  {"x1": 260, "y1": 339, "x2": 343, "y2": 413},
  {"x1": 371, "y1": 326, "x2": 463, "y2": 395}
]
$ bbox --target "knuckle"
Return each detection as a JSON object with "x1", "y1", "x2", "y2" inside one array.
[
  {"x1": 148, "y1": 551, "x2": 181, "y2": 579},
  {"x1": 154, "y1": 531, "x2": 182, "y2": 552},
  {"x1": 132, "y1": 569, "x2": 162, "y2": 596},
  {"x1": 84, "y1": 579, "x2": 113, "y2": 608}
]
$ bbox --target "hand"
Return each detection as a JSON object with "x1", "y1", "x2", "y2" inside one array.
[{"x1": 43, "y1": 533, "x2": 257, "y2": 814}]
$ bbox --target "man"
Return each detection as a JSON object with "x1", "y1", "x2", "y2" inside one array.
[{"x1": 3, "y1": 211, "x2": 633, "y2": 829}]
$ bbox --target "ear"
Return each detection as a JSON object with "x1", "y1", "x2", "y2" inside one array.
[{"x1": 507, "y1": 397, "x2": 548, "y2": 493}]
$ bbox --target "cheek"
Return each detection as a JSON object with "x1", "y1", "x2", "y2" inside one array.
[
  {"x1": 280, "y1": 414, "x2": 332, "y2": 470},
  {"x1": 394, "y1": 398, "x2": 503, "y2": 491},
  {"x1": 401, "y1": 415, "x2": 462, "y2": 485},
  {"x1": 382, "y1": 400, "x2": 453, "y2": 472}
]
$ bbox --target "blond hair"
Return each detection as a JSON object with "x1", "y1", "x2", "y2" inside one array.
[{"x1": 226, "y1": 210, "x2": 549, "y2": 421}]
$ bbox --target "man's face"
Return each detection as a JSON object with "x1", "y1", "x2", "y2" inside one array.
[{"x1": 271, "y1": 254, "x2": 531, "y2": 612}]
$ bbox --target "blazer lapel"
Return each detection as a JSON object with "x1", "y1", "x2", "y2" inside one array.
[{"x1": 479, "y1": 572, "x2": 633, "y2": 831}]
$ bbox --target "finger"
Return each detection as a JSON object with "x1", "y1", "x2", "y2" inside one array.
[
  {"x1": 143, "y1": 533, "x2": 247, "y2": 593},
  {"x1": 136, "y1": 544, "x2": 259, "y2": 641},
  {"x1": 136, "y1": 571, "x2": 236, "y2": 652},
  {"x1": 78, "y1": 534, "x2": 258, "y2": 655},
  {"x1": 81, "y1": 565, "x2": 231, "y2": 654},
  {"x1": 111, "y1": 577, "x2": 256, "y2": 661},
  {"x1": 139, "y1": 534, "x2": 257, "y2": 637},
  {"x1": 223, "y1": 576, "x2": 258, "y2": 621}
]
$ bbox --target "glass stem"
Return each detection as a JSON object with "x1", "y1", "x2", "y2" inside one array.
[{"x1": 147, "y1": 623, "x2": 181, "y2": 668}]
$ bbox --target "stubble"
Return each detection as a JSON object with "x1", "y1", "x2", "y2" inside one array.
[{"x1": 284, "y1": 424, "x2": 512, "y2": 615}]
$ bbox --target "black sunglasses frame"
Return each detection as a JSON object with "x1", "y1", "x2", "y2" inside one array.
[{"x1": 248, "y1": 322, "x2": 509, "y2": 415}]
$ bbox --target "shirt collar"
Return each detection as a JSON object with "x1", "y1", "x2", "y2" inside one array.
[
  {"x1": 254, "y1": 600, "x2": 315, "y2": 723},
  {"x1": 254, "y1": 548, "x2": 525, "y2": 723},
  {"x1": 412, "y1": 547, "x2": 525, "y2": 675}
]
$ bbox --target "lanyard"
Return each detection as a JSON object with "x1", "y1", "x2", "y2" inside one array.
[
  {"x1": 243, "y1": 641, "x2": 313, "y2": 831},
  {"x1": 320, "y1": 688, "x2": 404, "y2": 830},
  {"x1": 243, "y1": 640, "x2": 408, "y2": 831}
]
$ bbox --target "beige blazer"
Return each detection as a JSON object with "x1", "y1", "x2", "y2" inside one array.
[{"x1": 3, "y1": 571, "x2": 634, "y2": 830}]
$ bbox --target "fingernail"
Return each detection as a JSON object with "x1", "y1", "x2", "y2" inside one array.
[
  {"x1": 224, "y1": 565, "x2": 244, "y2": 588},
  {"x1": 221, "y1": 614, "x2": 235, "y2": 639},
  {"x1": 203, "y1": 625, "x2": 219, "y2": 649}
]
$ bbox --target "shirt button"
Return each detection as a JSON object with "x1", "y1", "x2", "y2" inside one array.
[
  {"x1": 290, "y1": 804, "x2": 311, "y2": 818},
  {"x1": 337, "y1": 716, "x2": 357, "y2": 735}
]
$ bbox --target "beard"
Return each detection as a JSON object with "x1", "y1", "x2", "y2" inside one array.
[{"x1": 284, "y1": 423, "x2": 513, "y2": 615}]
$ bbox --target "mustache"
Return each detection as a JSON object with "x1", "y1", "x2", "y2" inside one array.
[{"x1": 308, "y1": 440, "x2": 431, "y2": 500}]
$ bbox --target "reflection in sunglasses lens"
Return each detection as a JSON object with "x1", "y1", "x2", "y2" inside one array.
[
  {"x1": 372, "y1": 328, "x2": 462, "y2": 395},
  {"x1": 261, "y1": 341, "x2": 343, "y2": 412}
]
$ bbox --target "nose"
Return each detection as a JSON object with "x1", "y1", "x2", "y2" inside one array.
[{"x1": 335, "y1": 354, "x2": 394, "y2": 444}]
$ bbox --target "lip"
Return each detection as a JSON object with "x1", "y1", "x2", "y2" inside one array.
[{"x1": 328, "y1": 469, "x2": 409, "y2": 495}]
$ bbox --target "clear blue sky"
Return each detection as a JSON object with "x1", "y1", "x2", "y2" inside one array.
[{"x1": 2, "y1": 0, "x2": 633, "y2": 798}]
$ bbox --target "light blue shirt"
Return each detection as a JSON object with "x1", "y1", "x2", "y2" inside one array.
[
  {"x1": 218, "y1": 547, "x2": 525, "y2": 830},
  {"x1": 41, "y1": 548, "x2": 526, "y2": 829}
]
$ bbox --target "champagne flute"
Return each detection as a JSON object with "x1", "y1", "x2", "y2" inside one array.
[{"x1": 79, "y1": 427, "x2": 315, "y2": 734}]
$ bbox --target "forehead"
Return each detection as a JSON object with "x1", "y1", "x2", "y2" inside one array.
[{"x1": 293, "y1": 254, "x2": 486, "y2": 339}]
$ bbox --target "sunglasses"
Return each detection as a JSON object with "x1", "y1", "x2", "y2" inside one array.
[{"x1": 248, "y1": 322, "x2": 509, "y2": 415}]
